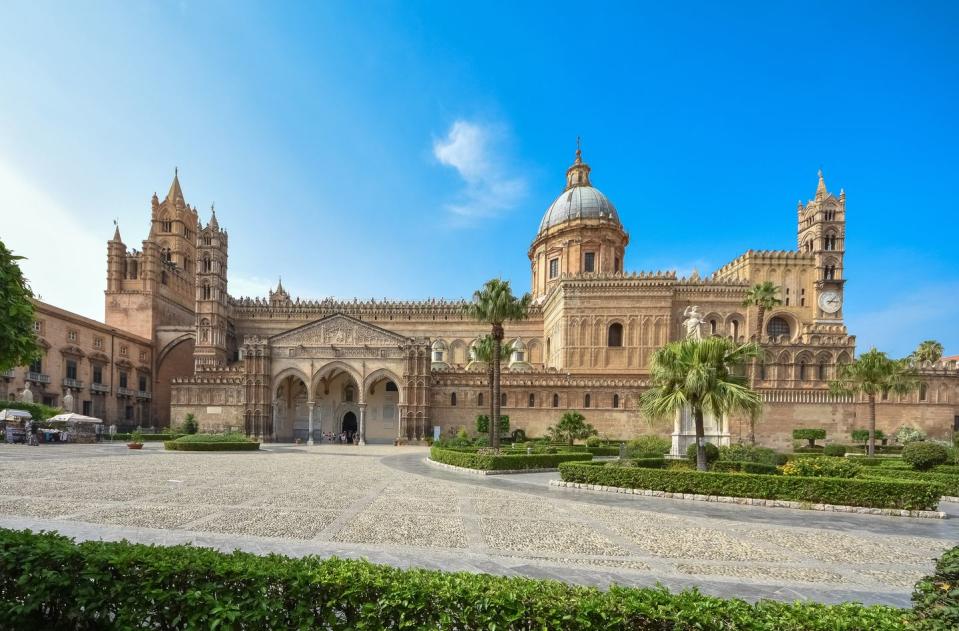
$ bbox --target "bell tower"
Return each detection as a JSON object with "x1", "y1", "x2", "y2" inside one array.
[
  {"x1": 797, "y1": 170, "x2": 846, "y2": 320},
  {"x1": 194, "y1": 206, "x2": 229, "y2": 369}
]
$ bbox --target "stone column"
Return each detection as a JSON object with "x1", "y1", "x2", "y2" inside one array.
[
  {"x1": 271, "y1": 400, "x2": 279, "y2": 443},
  {"x1": 307, "y1": 401, "x2": 315, "y2": 445},
  {"x1": 358, "y1": 403, "x2": 367, "y2": 446},
  {"x1": 256, "y1": 411, "x2": 263, "y2": 441}
]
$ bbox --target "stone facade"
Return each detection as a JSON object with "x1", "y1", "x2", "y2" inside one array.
[{"x1": 9, "y1": 149, "x2": 959, "y2": 441}]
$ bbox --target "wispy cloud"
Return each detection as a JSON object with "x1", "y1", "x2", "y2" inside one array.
[{"x1": 433, "y1": 120, "x2": 526, "y2": 223}]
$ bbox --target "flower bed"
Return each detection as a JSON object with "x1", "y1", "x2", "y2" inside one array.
[
  {"x1": 429, "y1": 446, "x2": 592, "y2": 471},
  {"x1": 557, "y1": 461, "x2": 943, "y2": 511},
  {"x1": 0, "y1": 528, "x2": 915, "y2": 630},
  {"x1": 164, "y1": 432, "x2": 259, "y2": 451}
]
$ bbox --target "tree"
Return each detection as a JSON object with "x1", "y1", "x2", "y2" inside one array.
[
  {"x1": 547, "y1": 411, "x2": 596, "y2": 446},
  {"x1": 640, "y1": 337, "x2": 762, "y2": 471},
  {"x1": 830, "y1": 349, "x2": 919, "y2": 456},
  {"x1": 471, "y1": 335, "x2": 513, "y2": 440},
  {"x1": 0, "y1": 240, "x2": 41, "y2": 373},
  {"x1": 912, "y1": 340, "x2": 944, "y2": 364},
  {"x1": 741, "y1": 281, "x2": 782, "y2": 444},
  {"x1": 464, "y1": 279, "x2": 531, "y2": 448}
]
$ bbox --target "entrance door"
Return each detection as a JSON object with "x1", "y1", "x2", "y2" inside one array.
[{"x1": 342, "y1": 411, "x2": 358, "y2": 443}]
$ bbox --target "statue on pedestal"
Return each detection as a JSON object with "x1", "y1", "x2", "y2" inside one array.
[{"x1": 682, "y1": 305, "x2": 706, "y2": 340}]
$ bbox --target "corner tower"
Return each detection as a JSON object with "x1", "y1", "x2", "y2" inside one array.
[
  {"x1": 528, "y1": 143, "x2": 629, "y2": 300},
  {"x1": 194, "y1": 207, "x2": 230, "y2": 369},
  {"x1": 797, "y1": 170, "x2": 846, "y2": 320}
]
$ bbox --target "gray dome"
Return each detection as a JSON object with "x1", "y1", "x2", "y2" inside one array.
[{"x1": 538, "y1": 185, "x2": 621, "y2": 233}]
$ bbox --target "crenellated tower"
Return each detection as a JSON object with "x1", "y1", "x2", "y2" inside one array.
[
  {"x1": 193, "y1": 207, "x2": 230, "y2": 369},
  {"x1": 797, "y1": 170, "x2": 846, "y2": 321}
]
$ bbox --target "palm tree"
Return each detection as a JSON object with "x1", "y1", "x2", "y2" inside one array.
[
  {"x1": 640, "y1": 337, "x2": 762, "y2": 471},
  {"x1": 830, "y1": 348, "x2": 919, "y2": 456},
  {"x1": 912, "y1": 340, "x2": 944, "y2": 364},
  {"x1": 741, "y1": 281, "x2": 782, "y2": 444},
  {"x1": 472, "y1": 335, "x2": 514, "y2": 442},
  {"x1": 464, "y1": 279, "x2": 531, "y2": 448}
]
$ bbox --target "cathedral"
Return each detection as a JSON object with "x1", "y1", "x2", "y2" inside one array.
[{"x1": 93, "y1": 149, "x2": 958, "y2": 448}]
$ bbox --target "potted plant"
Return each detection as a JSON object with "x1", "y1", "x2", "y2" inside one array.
[{"x1": 128, "y1": 430, "x2": 144, "y2": 450}]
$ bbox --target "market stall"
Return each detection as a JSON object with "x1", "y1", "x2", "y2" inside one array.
[{"x1": 47, "y1": 413, "x2": 104, "y2": 443}]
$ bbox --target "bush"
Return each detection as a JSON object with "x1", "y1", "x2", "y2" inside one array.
[
  {"x1": 172, "y1": 432, "x2": 251, "y2": 443},
  {"x1": 626, "y1": 457, "x2": 667, "y2": 469},
  {"x1": 860, "y1": 468, "x2": 959, "y2": 497},
  {"x1": 686, "y1": 442, "x2": 720, "y2": 466},
  {"x1": 792, "y1": 428, "x2": 827, "y2": 448},
  {"x1": 0, "y1": 528, "x2": 911, "y2": 631},
  {"x1": 558, "y1": 462, "x2": 943, "y2": 510},
  {"x1": 0, "y1": 399, "x2": 60, "y2": 421},
  {"x1": 585, "y1": 436, "x2": 601, "y2": 448},
  {"x1": 625, "y1": 435, "x2": 671, "y2": 457},
  {"x1": 781, "y1": 457, "x2": 862, "y2": 479},
  {"x1": 181, "y1": 413, "x2": 198, "y2": 435},
  {"x1": 912, "y1": 545, "x2": 959, "y2": 630},
  {"x1": 164, "y1": 441, "x2": 260, "y2": 451},
  {"x1": 587, "y1": 446, "x2": 620, "y2": 456},
  {"x1": 473, "y1": 435, "x2": 490, "y2": 447},
  {"x1": 895, "y1": 426, "x2": 927, "y2": 444},
  {"x1": 903, "y1": 442, "x2": 950, "y2": 471},
  {"x1": 719, "y1": 444, "x2": 787, "y2": 466},
  {"x1": 430, "y1": 447, "x2": 592, "y2": 471},
  {"x1": 111, "y1": 433, "x2": 181, "y2": 442},
  {"x1": 712, "y1": 461, "x2": 780, "y2": 475},
  {"x1": 823, "y1": 444, "x2": 847, "y2": 457},
  {"x1": 475, "y1": 415, "x2": 509, "y2": 434},
  {"x1": 793, "y1": 446, "x2": 825, "y2": 453},
  {"x1": 851, "y1": 428, "x2": 885, "y2": 443},
  {"x1": 510, "y1": 428, "x2": 526, "y2": 443}
]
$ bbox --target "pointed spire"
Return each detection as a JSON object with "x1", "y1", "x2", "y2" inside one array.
[
  {"x1": 276, "y1": 276, "x2": 284, "y2": 292},
  {"x1": 208, "y1": 202, "x2": 218, "y2": 230},
  {"x1": 165, "y1": 168, "x2": 184, "y2": 205},
  {"x1": 565, "y1": 138, "x2": 592, "y2": 189},
  {"x1": 111, "y1": 219, "x2": 123, "y2": 243},
  {"x1": 815, "y1": 168, "x2": 827, "y2": 200}
]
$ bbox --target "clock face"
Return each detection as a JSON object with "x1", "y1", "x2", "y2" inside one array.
[{"x1": 818, "y1": 290, "x2": 842, "y2": 314}]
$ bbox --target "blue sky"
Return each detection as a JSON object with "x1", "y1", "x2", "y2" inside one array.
[{"x1": 1, "y1": 1, "x2": 956, "y2": 358}]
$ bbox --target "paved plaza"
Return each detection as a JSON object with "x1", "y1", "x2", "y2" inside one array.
[{"x1": 0, "y1": 443, "x2": 956, "y2": 607}]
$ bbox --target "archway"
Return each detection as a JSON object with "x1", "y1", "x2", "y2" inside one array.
[
  {"x1": 274, "y1": 373, "x2": 309, "y2": 442},
  {"x1": 342, "y1": 411, "x2": 358, "y2": 441}
]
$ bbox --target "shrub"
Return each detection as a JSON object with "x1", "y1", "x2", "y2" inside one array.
[
  {"x1": 712, "y1": 461, "x2": 780, "y2": 475},
  {"x1": 510, "y1": 428, "x2": 526, "y2": 443},
  {"x1": 781, "y1": 457, "x2": 862, "y2": 479},
  {"x1": 0, "y1": 399, "x2": 60, "y2": 421},
  {"x1": 912, "y1": 545, "x2": 959, "y2": 630},
  {"x1": 558, "y1": 462, "x2": 943, "y2": 510},
  {"x1": 903, "y1": 442, "x2": 950, "y2": 471},
  {"x1": 792, "y1": 428, "x2": 826, "y2": 448},
  {"x1": 172, "y1": 432, "x2": 251, "y2": 443},
  {"x1": 181, "y1": 413, "x2": 198, "y2": 435},
  {"x1": 0, "y1": 528, "x2": 910, "y2": 631},
  {"x1": 430, "y1": 447, "x2": 592, "y2": 471},
  {"x1": 475, "y1": 415, "x2": 509, "y2": 434},
  {"x1": 793, "y1": 446, "x2": 825, "y2": 453},
  {"x1": 860, "y1": 468, "x2": 959, "y2": 497},
  {"x1": 585, "y1": 435, "x2": 601, "y2": 448},
  {"x1": 164, "y1": 441, "x2": 260, "y2": 451},
  {"x1": 686, "y1": 442, "x2": 720, "y2": 466},
  {"x1": 111, "y1": 433, "x2": 180, "y2": 442},
  {"x1": 626, "y1": 457, "x2": 667, "y2": 469},
  {"x1": 895, "y1": 426, "x2": 927, "y2": 444},
  {"x1": 823, "y1": 444, "x2": 847, "y2": 457},
  {"x1": 851, "y1": 428, "x2": 885, "y2": 443},
  {"x1": 625, "y1": 435, "x2": 671, "y2": 457},
  {"x1": 587, "y1": 446, "x2": 620, "y2": 456},
  {"x1": 719, "y1": 444, "x2": 787, "y2": 466},
  {"x1": 547, "y1": 411, "x2": 596, "y2": 445}
]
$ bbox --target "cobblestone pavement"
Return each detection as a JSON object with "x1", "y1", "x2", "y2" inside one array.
[{"x1": 0, "y1": 442, "x2": 955, "y2": 606}]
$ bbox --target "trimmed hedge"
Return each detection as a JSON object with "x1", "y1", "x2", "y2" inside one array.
[
  {"x1": 587, "y1": 446, "x2": 621, "y2": 456},
  {"x1": 932, "y1": 464, "x2": 959, "y2": 476},
  {"x1": 902, "y1": 442, "x2": 950, "y2": 471},
  {"x1": 861, "y1": 468, "x2": 959, "y2": 497},
  {"x1": 912, "y1": 545, "x2": 959, "y2": 630},
  {"x1": 0, "y1": 528, "x2": 910, "y2": 631},
  {"x1": 430, "y1": 446, "x2": 592, "y2": 470},
  {"x1": 164, "y1": 441, "x2": 260, "y2": 451},
  {"x1": 558, "y1": 462, "x2": 944, "y2": 510},
  {"x1": 712, "y1": 461, "x2": 780, "y2": 475},
  {"x1": 823, "y1": 444, "x2": 847, "y2": 457},
  {"x1": 630, "y1": 457, "x2": 667, "y2": 469},
  {"x1": 793, "y1": 446, "x2": 825, "y2": 453}
]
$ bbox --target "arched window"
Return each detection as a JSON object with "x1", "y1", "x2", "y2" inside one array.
[
  {"x1": 203, "y1": 257, "x2": 212, "y2": 273},
  {"x1": 478, "y1": 393, "x2": 484, "y2": 407},
  {"x1": 501, "y1": 392, "x2": 507, "y2": 406},
  {"x1": 818, "y1": 363, "x2": 826, "y2": 380},
  {"x1": 607, "y1": 323, "x2": 623, "y2": 347},
  {"x1": 766, "y1": 317, "x2": 790, "y2": 338},
  {"x1": 920, "y1": 382, "x2": 927, "y2": 401},
  {"x1": 584, "y1": 393, "x2": 591, "y2": 408},
  {"x1": 612, "y1": 394, "x2": 620, "y2": 408},
  {"x1": 528, "y1": 393, "x2": 535, "y2": 407},
  {"x1": 799, "y1": 361, "x2": 807, "y2": 380},
  {"x1": 552, "y1": 393, "x2": 559, "y2": 408},
  {"x1": 709, "y1": 319, "x2": 717, "y2": 335},
  {"x1": 731, "y1": 320, "x2": 739, "y2": 341},
  {"x1": 202, "y1": 284, "x2": 212, "y2": 300},
  {"x1": 759, "y1": 362, "x2": 767, "y2": 380}
]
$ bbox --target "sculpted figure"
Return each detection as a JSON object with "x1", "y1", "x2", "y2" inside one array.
[{"x1": 682, "y1": 305, "x2": 705, "y2": 340}]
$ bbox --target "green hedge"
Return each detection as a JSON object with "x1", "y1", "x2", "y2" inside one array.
[
  {"x1": 912, "y1": 545, "x2": 959, "y2": 630},
  {"x1": 587, "y1": 446, "x2": 621, "y2": 456},
  {"x1": 860, "y1": 468, "x2": 959, "y2": 497},
  {"x1": 111, "y1": 433, "x2": 182, "y2": 442},
  {"x1": 712, "y1": 461, "x2": 780, "y2": 475},
  {"x1": 430, "y1": 447, "x2": 592, "y2": 470},
  {"x1": 164, "y1": 441, "x2": 260, "y2": 451},
  {"x1": 0, "y1": 528, "x2": 910, "y2": 631},
  {"x1": 932, "y1": 465, "x2": 959, "y2": 476},
  {"x1": 630, "y1": 457, "x2": 667, "y2": 469},
  {"x1": 558, "y1": 462, "x2": 943, "y2": 510}
]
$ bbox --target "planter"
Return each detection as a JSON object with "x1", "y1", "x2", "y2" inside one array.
[{"x1": 127, "y1": 442, "x2": 144, "y2": 450}]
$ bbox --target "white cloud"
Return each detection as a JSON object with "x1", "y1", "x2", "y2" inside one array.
[
  {"x1": 433, "y1": 120, "x2": 526, "y2": 221},
  {"x1": 0, "y1": 157, "x2": 104, "y2": 320}
]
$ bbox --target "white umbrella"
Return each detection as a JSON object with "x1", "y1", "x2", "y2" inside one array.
[
  {"x1": 47, "y1": 413, "x2": 103, "y2": 424},
  {"x1": 0, "y1": 409, "x2": 32, "y2": 420}
]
